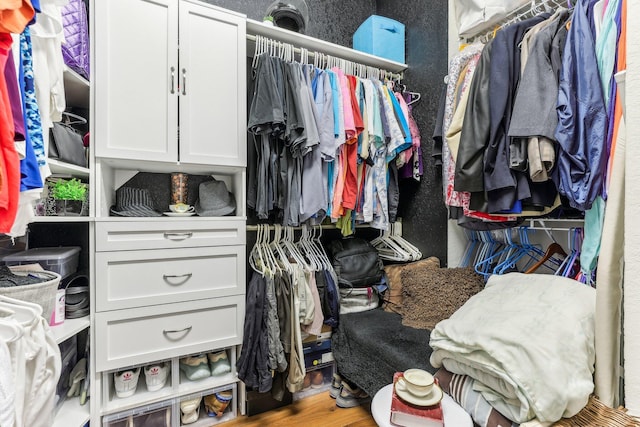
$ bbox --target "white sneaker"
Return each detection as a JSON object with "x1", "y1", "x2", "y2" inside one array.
[
  {"x1": 144, "y1": 362, "x2": 170, "y2": 392},
  {"x1": 114, "y1": 367, "x2": 141, "y2": 398}
]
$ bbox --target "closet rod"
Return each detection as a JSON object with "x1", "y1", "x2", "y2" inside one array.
[
  {"x1": 465, "y1": 0, "x2": 571, "y2": 43},
  {"x1": 246, "y1": 33, "x2": 404, "y2": 81},
  {"x1": 246, "y1": 223, "x2": 373, "y2": 232}
]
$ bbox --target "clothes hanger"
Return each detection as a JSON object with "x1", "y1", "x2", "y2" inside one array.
[
  {"x1": 388, "y1": 223, "x2": 422, "y2": 261},
  {"x1": 524, "y1": 242, "x2": 567, "y2": 274},
  {"x1": 271, "y1": 224, "x2": 293, "y2": 275},
  {"x1": 0, "y1": 294, "x2": 42, "y2": 320},
  {"x1": 372, "y1": 228, "x2": 412, "y2": 262},
  {"x1": 0, "y1": 317, "x2": 23, "y2": 343}
]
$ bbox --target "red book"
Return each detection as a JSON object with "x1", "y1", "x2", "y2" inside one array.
[{"x1": 390, "y1": 372, "x2": 444, "y2": 427}]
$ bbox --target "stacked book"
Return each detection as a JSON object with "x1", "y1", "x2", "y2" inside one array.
[{"x1": 390, "y1": 372, "x2": 444, "y2": 427}]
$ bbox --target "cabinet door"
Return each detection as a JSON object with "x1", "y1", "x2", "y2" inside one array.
[
  {"x1": 95, "y1": 0, "x2": 178, "y2": 162},
  {"x1": 178, "y1": 2, "x2": 246, "y2": 166}
]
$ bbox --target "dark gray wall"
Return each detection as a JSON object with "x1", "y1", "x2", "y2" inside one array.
[
  {"x1": 202, "y1": 0, "x2": 376, "y2": 47},
  {"x1": 203, "y1": 0, "x2": 449, "y2": 264},
  {"x1": 375, "y1": 1, "x2": 449, "y2": 264}
]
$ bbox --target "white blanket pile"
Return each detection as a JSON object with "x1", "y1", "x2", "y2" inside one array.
[{"x1": 429, "y1": 273, "x2": 596, "y2": 424}]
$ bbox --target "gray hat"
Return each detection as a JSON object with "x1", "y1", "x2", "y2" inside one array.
[
  {"x1": 195, "y1": 179, "x2": 236, "y2": 217},
  {"x1": 110, "y1": 187, "x2": 162, "y2": 217}
]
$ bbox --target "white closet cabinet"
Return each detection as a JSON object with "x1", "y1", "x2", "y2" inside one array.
[
  {"x1": 94, "y1": 0, "x2": 246, "y2": 167},
  {"x1": 90, "y1": 1, "x2": 247, "y2": 425}
]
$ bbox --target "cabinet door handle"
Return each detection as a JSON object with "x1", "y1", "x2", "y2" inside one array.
[
  {"x1": 163, "y1": 326, "x2": 192, "y2": 337},
  {"x1": 182, "y1": 68, "x2": 187, "y2": 95},
  {"x1": 163, "y1": 273, "x2": 193, "y2": 284},
  {"x1": 163, "y1": 232, "x2": 193, "y2": 241},
  {"x1": 170, "y1": 66, "x2": 176, "y2": 94}
]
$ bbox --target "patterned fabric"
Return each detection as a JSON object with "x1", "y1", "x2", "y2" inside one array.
[
  {"x1": 19, "y1": 28, "x2": 45, "y2": 167},
  {"x1": 435, "y1": 368, "x2": 518, "y2": 427},
  {"x1": 441, "y1": 44, "x2": 483, "y2": 207}
]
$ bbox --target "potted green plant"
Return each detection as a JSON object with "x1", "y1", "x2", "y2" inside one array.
[{"x1": 52, "y1": 178, "x2": 88, "y2": 216}]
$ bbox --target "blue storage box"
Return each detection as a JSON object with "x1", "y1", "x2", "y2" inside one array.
[{"x1": 353, "y1": 15, "x2": 405, "y2": 64}]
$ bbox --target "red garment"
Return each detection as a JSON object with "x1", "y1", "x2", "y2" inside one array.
[
  {"x1": 342, "y1": 76, "x2": 364, "y2": 210},
  {"x1": 0, "y1": 32, "x2": 19, "y2": 233}
]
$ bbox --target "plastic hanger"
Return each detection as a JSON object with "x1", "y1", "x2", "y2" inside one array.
[
  {"x1": 0, "y1": 317, "x2": 22, "y2": 342},
  {"x1": 388, "y1": 223, "x2": 422, "y2": 261},
  {"x1": 524, "y1": 242, "x2": 567, "y2": 274},
  {"x1": 0, "y1": 295, "x2": 42, "y2": 322},
  {"x1": 372, "y1": 228, "x2": 412, "y2": 262},
  {"x1": 271, "y1": 224, "x2": 293, "y2": 275}
]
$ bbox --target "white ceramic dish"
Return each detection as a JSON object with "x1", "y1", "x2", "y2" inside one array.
[
  {"x1": 163, "y1": 212, "x2": 196, "y2": 217},
  {"x1": 395, "y1": 383, "x2": 443, "y2": 407}
]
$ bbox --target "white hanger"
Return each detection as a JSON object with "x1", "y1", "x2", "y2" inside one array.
[
  {"x1": 0, "y1": 295, "x2": 42, "y2": 321},
  {"x1": 272, "y1": 224, "x2": 293, "y2": 275},
  {"x1": 388, "y1": 223, "x2": 422, "y2": 261},
  {"x1": 372, "y1": 227, "x2": 412, "y2": 262},
  {"x1": 0, "y1": 317, "x2": 23, "y2": 342}
]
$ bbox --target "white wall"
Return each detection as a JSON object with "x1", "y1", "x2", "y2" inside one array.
[{"x1": 623, "y1": 0, "x2": 639, "y2": 415}]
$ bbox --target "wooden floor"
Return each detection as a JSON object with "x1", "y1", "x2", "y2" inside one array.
[{"x1": 224, "y1": 391, "x2": 377, "y2": 427}]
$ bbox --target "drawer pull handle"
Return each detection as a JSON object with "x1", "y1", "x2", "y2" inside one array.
[
  {"x1": 163, "y1": 326, "x2": 192, "y2": 338},
  {"x1": 164, "y1": 232, "x2": 193, "y2": 241},
  {"x1": 163, "y1": 273, "x2": 193, "y2": 284}
]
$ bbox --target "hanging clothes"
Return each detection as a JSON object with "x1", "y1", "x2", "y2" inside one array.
[
  {"x1": 554, "y1": 0, "x2": 608, "y2": 211},
  {"x1": 0, "y1": 33, "x2": 20, "y2": 234},
  {"x1": 247, "y1": 50, "x2": 419, "y2": 234}
]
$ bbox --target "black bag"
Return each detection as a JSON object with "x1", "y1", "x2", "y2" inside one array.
[
  {"x1": 329, "y1": 237, "x2": 384, "y2": 288},
  {"x1": 49, "y1": 121, "x2": 87, "y2": 167}
]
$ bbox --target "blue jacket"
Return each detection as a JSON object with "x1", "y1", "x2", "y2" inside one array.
[{"x1": 554, "y1": 0, "x2": 608, "y2": 211}]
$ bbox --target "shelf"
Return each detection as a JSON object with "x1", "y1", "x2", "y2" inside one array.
[
  {"x1": 51, "y1": 316, "x2": 90, "y2": 344},
  {"x1": 94, "y1": 216, "x2": 246, "y2": 223},
  {"x1": 97, "y1": 156, "x2": 244, "y2": 176},
  {"x1": 102, "y1": 371, "x2": 175, "y2": 416},
  {"x1": 48, "y1": 159, "x2": 90, "y2": 178},
  {"x1": 52, "y1": 396, "x2": 90, "y2": 427},
  {"x1": 178, "y1": 371, "x2": 237, "y2": 397},
  {"x1": 63, "y1": 66, "x2": 90, "y2": 110},
  {"x1": 32, "y1": 216, "x2": 93, "y2": 223},
  {"x1": 246, "y1": 19, "x2": 408, "y2": 73},
  {"x1": 187, "y1": 408, "x2": 236, "y2": 427}
]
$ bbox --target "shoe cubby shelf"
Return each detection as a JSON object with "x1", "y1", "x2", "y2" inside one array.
[
  {"x1": 179, "y1": 384, "x2": 237, "y2": 427},
  {"x1": 293, "y1": 363, "x2": 335, "y2": 402},
  {"x1": 102, "y1": 384, "x2": 237, "y2": 427},
  {"x1": 101, "y1": 347, "x2": 237, "y2": 417}
]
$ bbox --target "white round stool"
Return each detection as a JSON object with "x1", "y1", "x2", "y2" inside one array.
[{"x1": 371, "y1": 383, "x2": 473, "y2": 426}]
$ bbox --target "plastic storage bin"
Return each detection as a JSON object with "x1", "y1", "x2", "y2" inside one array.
[
  {"x1": 294, "y1": 364, "x2": 335, "y2": 401},
  {"x1": 353, "y1": 15, "x2": 405, "y2": 63},
  {"x1": 102, "y1": 400, "x2": 172, "y2": 427},
  {"x1": 4, "y1": 246, "x2": 81, "y2": 279},
  {"x1": 303, "y1": 338, "x2": 334, "y2": 368}
]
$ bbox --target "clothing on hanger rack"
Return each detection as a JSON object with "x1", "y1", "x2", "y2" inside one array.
[
  {"x1": 247, "y1": 35, "x2": 423, "y2": 236},
  {"x1": 0, "y1": 295, "x2": 62, "y2": 427},
  {"x1": 239, "y1": 224, "x2": 339, "y2": 395},
  {"x1": 442, "y1": 0, "x2": 623, "y2": 266}
]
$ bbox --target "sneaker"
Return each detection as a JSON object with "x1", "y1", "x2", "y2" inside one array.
[
  {"x1": 180, "y1": 396, "x2": 202, "y2": 425},
  {"x1": 179, "y1": 354, "x2": 210, "y2": 381},
  {"x1": 144, "y1": 362, "x2": 169, "y2": 392},
  {"x1": 208, "y1": 351, "x2": 231, "y2": 376},
  {"x1": 336, "y1": 382, "x2": 370, "y2": 408},
  {"x1": 310, "y1": 370, "x2": 324, "y2": 389},
  {"x1": 204, "y1": 390, "x2": 233, "y2": 417},
  {"x1": 114, "y1": 367, "x2": 141, "y2": 398},
  {"x1": 329, "y1": 373, "x2": 342, "y2": 399},
  {"x1": 303, "y1": 372, "x2": 312, "y2": 390}
]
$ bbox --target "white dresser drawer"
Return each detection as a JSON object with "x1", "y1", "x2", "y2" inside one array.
[
  {"x1": 95, "y1": 246, "x2": 245, "y2": 312},
  {"x1": 95, "y1": 219, "x2": 245, "y2": 251},
  {"x1": 95, "y1": 296, "x2": 245, "y2": 371}
]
